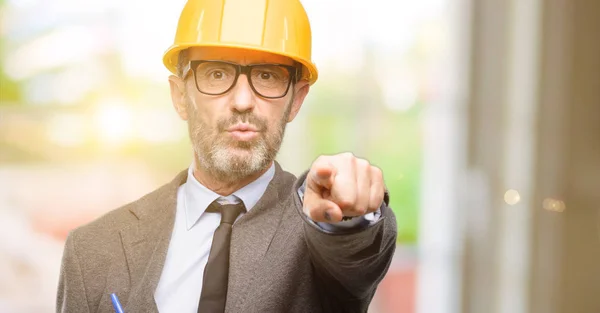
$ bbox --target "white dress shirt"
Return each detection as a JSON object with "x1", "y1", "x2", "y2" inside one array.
[{"x1": 154, "y1": 163, "x2": 379, "y2": 312}]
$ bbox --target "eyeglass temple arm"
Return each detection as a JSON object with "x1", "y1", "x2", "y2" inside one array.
[{"x1": 180, "y1": 62, "x2": 192, "y2": 79}]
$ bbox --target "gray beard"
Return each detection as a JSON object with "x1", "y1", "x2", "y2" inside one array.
[{"x1": 186, "y1": 96, "x2": 292, "y2": 184}]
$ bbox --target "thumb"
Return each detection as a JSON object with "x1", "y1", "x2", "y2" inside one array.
[{"x1": 303, "y1": 197, "x2": 343, "y2": 223}]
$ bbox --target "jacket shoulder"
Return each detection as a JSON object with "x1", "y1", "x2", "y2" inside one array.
[
  {"x1": 70, "y1": 201, "x2": 136, "y2": 246},
  {"x1": 67, "y1": 169, "x2": 187, "y2": 253}
]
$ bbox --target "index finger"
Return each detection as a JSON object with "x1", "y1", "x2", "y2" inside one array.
[{"x1": 310, "y1": 159, "x2": 337, "y2": 190}]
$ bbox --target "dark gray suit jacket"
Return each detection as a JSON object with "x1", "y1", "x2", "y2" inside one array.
[{"x1": 57, "y1": 162, "x2": 397, "y2": 312}]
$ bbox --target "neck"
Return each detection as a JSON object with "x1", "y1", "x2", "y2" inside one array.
[{"x1": 192, "y1": 161, "x2": 273, "y2": 196}]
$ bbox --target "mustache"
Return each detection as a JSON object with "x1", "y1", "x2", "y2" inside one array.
[{"x1": 217, "y1": 112, "x2": 268, "y2": 132}]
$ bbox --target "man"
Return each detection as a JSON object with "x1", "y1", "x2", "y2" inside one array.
[{"x1": 57, "y1": 0, "x2": 397, "y2": 312}]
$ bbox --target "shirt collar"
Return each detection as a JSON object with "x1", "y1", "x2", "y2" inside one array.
[{"x1": 183, "y1": 163, "x2": 275, "y2": 230}]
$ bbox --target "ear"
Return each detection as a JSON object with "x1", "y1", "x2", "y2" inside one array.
[
  {"x1": 287, "y1": 80, "x2": 310, "y2": 122},
  {"x1": 169, "y1": 75, "x2": 189, "y2": 121}
]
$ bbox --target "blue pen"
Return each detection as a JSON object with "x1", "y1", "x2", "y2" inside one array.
[{"x1": 110, "y1": 293, "x2": 125, "y2": 313}]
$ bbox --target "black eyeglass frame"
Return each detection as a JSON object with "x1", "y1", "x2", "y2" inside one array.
[{"x1": 181, "y1": 60, "x2": 300, "y2": 99}]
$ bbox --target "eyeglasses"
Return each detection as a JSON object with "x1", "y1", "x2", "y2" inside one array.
[{"x1": 181, "y1": 60, "x2": 298, "y2": 99}]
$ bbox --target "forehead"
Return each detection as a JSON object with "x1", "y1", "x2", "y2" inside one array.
[{"x1": 186, "y1": 46, "x2": 295, "y2": 66}]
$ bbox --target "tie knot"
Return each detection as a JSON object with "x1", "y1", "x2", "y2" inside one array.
[{"x1": 206, "y1": 201, "x2": 246, "y2": 224}]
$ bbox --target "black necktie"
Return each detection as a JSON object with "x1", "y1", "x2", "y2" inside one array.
[{"x1": 197, "y1": 201, "x2": 246, "y2": 313}]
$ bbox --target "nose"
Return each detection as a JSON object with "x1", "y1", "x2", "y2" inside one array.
[{"x1": 229, "y1": 74, "x2": 255, "y2": 112}]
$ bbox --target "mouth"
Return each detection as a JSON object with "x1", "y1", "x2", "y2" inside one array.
[
  {"x1": 227, "y1": 123, "x2": 259, "y2": 132},
  {"x1": 226, "y1": 123, "x2": 260, "y2": 141}
]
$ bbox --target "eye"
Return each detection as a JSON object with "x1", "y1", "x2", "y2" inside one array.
[
  {"x1": 210, "y1": 70, "x2": 226, "y2": 79},
  {"x1": 255, "y1": 70, "x2": 281, "y2": 81},
  {"x1": 260, "y1": 72, "x2": 272, "y2": 80}
]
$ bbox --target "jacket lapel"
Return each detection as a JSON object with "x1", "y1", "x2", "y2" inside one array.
[
  {"x1": 227, "y1": 162, "x2": 296, "y2": 310},
  {"x1": 119, "y1": 170, "x2": 187, "y2": 313}
]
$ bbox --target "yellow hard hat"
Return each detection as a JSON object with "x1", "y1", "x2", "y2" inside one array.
[{"x1": 163, "y1": 0, "x2": 318, "y2": 85}]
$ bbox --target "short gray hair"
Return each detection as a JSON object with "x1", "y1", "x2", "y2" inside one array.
[{"x1": 176, "y1": 49, "x2": 189, "y2": 77}]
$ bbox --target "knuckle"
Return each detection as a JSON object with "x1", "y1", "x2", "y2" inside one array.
[
  {"x1": 356, "y1": 158, "x2": 370, "y2": 169},
  {"x1": 355, "y1": 207, "x2": 367, "y2": 215},
  {"x1": 372, "y1": 196, "x2": 384, "y2": 209},
  {"x1": 372, "y1": 193, "x2": 384, "y2": 207},
  {"x1": 371, "y1": 166, "x2": 383, "y2": 179},
  {"x1": 341, "y1": 152, "x2": 354, "y2": 161},
  {"x1": 344, "y1": 206, "x2": 366, "y2": 217},
  {"x1": 337, "y1": 198, "x2": 354, "y2": 209}
]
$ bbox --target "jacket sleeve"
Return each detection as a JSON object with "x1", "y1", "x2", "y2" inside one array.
[
  {"x1": 292, "y1": 171, "x2": 398, "y2": 308},
  {"x1": 57, "y1": 231, "x2": 91, "y2": 313}
]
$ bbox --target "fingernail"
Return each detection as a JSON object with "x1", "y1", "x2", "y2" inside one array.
[{"x1": 323, "y1": 211, "x2": 332, "y2": 222}]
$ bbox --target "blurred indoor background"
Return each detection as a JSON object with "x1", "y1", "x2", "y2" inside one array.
[{"x1": 0, "y1": 0, "x2": 598, "y2": 312}]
